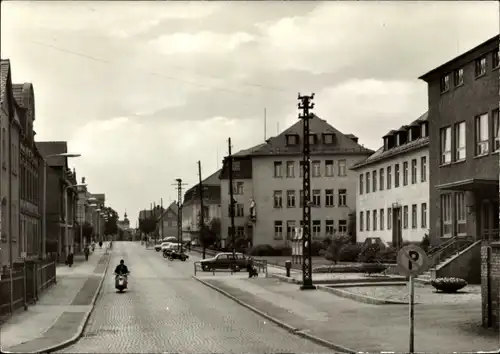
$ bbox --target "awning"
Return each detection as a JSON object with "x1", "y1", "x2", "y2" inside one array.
[{"x1": 436, "y1": 178, "x2": 498, "y2": 191}]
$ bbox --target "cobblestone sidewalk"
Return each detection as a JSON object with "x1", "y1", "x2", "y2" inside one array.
[
  {"x1": 195, "y1": 276, "x2": 500, "y2": 353},
  {"x1": 1, "y1": 248, "x2": 111, "y2": 353}
]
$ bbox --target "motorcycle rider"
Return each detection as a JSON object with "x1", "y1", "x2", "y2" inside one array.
[{"x1": 114, "y1": 259, "x2": 129, "y2": 288}]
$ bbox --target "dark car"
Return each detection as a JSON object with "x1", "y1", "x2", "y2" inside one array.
[{"x1": 200, "y1": 252, "x2": 248, "y2": 272}]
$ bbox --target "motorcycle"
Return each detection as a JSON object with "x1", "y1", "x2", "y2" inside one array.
[
  {"x1": 168, "y1": 250, "x2": 189, "y2": 262},
  {"x1": 114, "y1": 272, "x2": 129, "y2": 293}
]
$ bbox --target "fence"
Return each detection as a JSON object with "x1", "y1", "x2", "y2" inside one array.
[{"x1": 0, "y1": 259, "x2": 56, "y2": 317}]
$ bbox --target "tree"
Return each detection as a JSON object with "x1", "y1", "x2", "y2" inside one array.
[
  {"x1": 326, "y1": 234, "x2": 350, "y2": 264},
  {"x1": 102, "y1": 207, "x2": 119, "y2": 236},
  {"x1": 139, "y1": 217, "x2": 156, "y2": 236}
]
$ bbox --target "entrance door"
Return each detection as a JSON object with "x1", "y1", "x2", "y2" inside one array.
[
  {"x1": 392, "y1": 207, "x2": 402, "y2": 249},
  {"x1": 481, "y1": 200, "x2": 499, "y2": 241}
]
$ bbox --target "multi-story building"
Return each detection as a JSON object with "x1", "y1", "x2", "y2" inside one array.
[
  {"x1": 13, "y1": 83, "x2": 43, "y2": 259},
  {"x1": 219, "y1": 114, "x2": 373, "y2": 248},
  {"x1": 157, "y1": 202, "x2": 179, "y2": 240},
  {"x1": 351, "y1": 113, "x2": 430, "y2": 245},
  {"x1": 182, "y1": 169, "x2": 221, "y2": 244},
  {"x1": 419, "y1": 35, "x2": 499, "y2": 329},
  {"x1": 90, "y1": 193, "x2": 106, "y2": 239},
  {"x1": 0, "y1": 59, "x2": 21, "y2": 267},
  {"x1": 36, "y1": 141, "x2": 78, "y2": 261}
]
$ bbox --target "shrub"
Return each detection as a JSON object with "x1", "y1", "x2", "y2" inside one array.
[
  {"x1": 377, "y1": 247, "x2": 397, "y2": 263},
  {"x1": 357, "y1": 243, "x2": 381, "y2": 263},
  {"x1": 338, "y1": 243, "x2": 363, "y2": 262},
  {"x1": 431, "y1": 277, "x2": 467, "y2": 293},
  {"x1": 249, "y1": 244, "x2": 291, "y2": 256},
  {"x1": 324, "y1": 235, "x2": 351, "y2": 264},
  {"x1": 310, "y1": 240, "x2": 326, "y2": 256},
  {"x1": 313, "y1": 263, "x2": 387, "y2": 274},
  {"x1": 362, "y1": 263, "x2": 387, "y2": 275}
]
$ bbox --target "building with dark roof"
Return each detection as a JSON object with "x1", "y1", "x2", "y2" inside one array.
[
  {"x1": 182, "y1": 169, "x2": 221, "y2": 244},
  {"x1": 219, "y1": 114, "x2": 373, "y2": 248},
  {"x1": 351, "y1": 112, "x2": 429, "y2": 248}
]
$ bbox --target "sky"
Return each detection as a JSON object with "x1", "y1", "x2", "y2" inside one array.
[{"x1": 1, "y1": 1, "x2": 498, "y2": 223}]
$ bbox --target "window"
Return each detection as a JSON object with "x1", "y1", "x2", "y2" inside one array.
[
  {"x1": 359, "y1": 211, "x2": 364, "y2": 231},
  {"x1": 366, "y1": 210, "x2": 371, "y2": 231},
  {"x1": 236, "y1": 226, "x2": 245, "y2": 238},
  {"x1": 359, "y1": 174, "x2": 364, "y2": 194},
  {"x1": 233, "y1": 181, "x2": 244, "y2": 195},
  {"x1": 372, "y1": 170, "x2": 377, "y2": 192},
  {"x1": 394, "y1": 164, "x2": 400, "y2": 187},
  {"x1": 286, "y1": 221, "x2": 296, "y2": 240},
  {"x1": 387, "y1": 166, "x2": 392, "y2": 189},
  {"x1": 325, "y1": 160, "x2": 334, "y2": 177},
  {"x1": 380, "y1": 209, "x2": 385, "y2": 230},
  {"x1": 312, "y1": 189, "x2": 321, "y2": 206},
  {"x1": 312, "y1": 220, "x2": 321, "y2": 238},
  {"x1": 338, "y1": 189, "x2": 347, "y2": 207},
  {"x1": 366, "y1": 172, "x2": 371, "y2": 193},
  {"x1": 455, "y1": 192, "x2": 466, "y2": 235},
  {"x1": 299, "y1": 189, "x2": 303, "y2": 207},
  {"x1": 387, "y1": 208, "x2": 392, "y2": 230},
  {"x1": 403, "y1": 161, "x2": 408, "y2": 186},
  {"x1": 299, "y1": 161, "x2": 304, "y2": 177},
  {"x1": 273, "y1": 191, "x2": 282, "y2": 208},
  {"x1": 232, "y1": 161, "x2": 241, "y2": 171},
  {"x1": 440, "y1": 75, "x2": 450, "y2": 93},
  {"x1": 411, "y1": 204, "x2": 417, "y2": 229},
  {"x1": 475, "y1": 57, "x2": 486, "y2": 77},
  {"x1": 325, "y1": 189, "x2": 334, "y2": 207},
  {"x1": 379, "y1": 168, "x2": 384, "y2": 191},
  {"x1": 312, "y1": 160, "x2": 321, "y2": 177},
  {"x1": 421, "y1": 203, "x2": 427, "y2": 229},
  {"x1": 420, "y1": 156, "x2": 427, "y2": 182},
  {"x1": 338, "y1": 160, "x2": 346, "y2": 176},
  {"x1": 274, "y1": 221, "x2": 283, "y2": 240},
  {"x1": 454, "y1": 122, "x2": 466, "y2": 161},
  {"x1": 309, "y1": 134, "x2": 317, "y2": 145},
  {"x1": 323, "y1": 134, "x2": 334, "y2": 144},
  {"x1": 493, "y1": 50, "x2": 500, "y2": 69},
  {"x1": 274, "y1": 161, "x2": 283, "y2": 177},
  {"x1": 493, "y1": 109, "x2": 500, "y2": 152},
  {"x1": 286, "y1": 190, "x2": 296, "y2": 208},
  {"x1": 400, "y1": 206, "x2": 408, "y2": 229},
  {"x1": 286, "y1": 161, "x2": 295, "y2": 178},
  {"x1": 286, "y1": 135, "x2": 298, "y2": 146},
  {"x1": 236, "y1": 204, "x2": 244, "y2": 217},
  {"x1": 411, "y1": 159, "x2": 417, "y2": 184},
  {"x1": 440, "y1": 127, "x2": 452, "y2": 164},
  {"x1": 453, "y1": 68, "x2": 464, "y2": 86},
  {"x1": 338, "y1": 220, "x2": 347, "y2": 235},
  {"x1": 326, "y1": 220, "x2": 335, "y2": 236},
  {"x1": 421, "y1": 123, "x2": 427, "y2": 138},
  {"x1": 441, "y1": 194, "x2": 452, "y2": 237},
  {"x1": 475, "y1": 114, "x2": 489, "y2": 155},
  {"x1": 373, "y1": 210, "x2": 377, "y2": 231}
]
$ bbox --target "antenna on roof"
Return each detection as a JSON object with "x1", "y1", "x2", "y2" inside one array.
[{"x1": 264, "y1": 107, "x2": 267, "y2": 142}]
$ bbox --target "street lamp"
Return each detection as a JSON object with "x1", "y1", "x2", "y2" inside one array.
[{"x1": 42, "y1": 153, "x2": 81, "y2": 259}]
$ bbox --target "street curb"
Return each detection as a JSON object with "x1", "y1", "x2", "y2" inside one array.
[
  {"x1": 192, "y1": 275, "x2": 356, "y2": 354},
  {"x1": 317, "y1": 285, "x2": 408, "y2": 305},
  {"x1": 2, "y1": 252, "x2": 112, "y2": 354}
]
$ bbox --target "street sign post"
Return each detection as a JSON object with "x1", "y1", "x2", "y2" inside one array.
[{"x1": 396, "y1": 244, "x2": 430, "y2": 354}]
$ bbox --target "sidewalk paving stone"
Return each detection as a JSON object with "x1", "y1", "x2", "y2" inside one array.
[
  {"x1": 196, "y1": 276, "x2": 499, "y2": 353},
  {"x1": 1, "y1": 248, "x2": 110, "y2": 353}
]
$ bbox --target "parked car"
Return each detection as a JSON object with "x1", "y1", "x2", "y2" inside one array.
[
  {"x1": 155, "y1": 242, "x2": 172, "y2": 252},
  {"x1": 162, "y1": 237, "x2": 177, "y2": 243},
  {"x1": 200, "y1": 252, "x2": 248, "y2": 272},
  {"x1": 162, "y1": 243, "x2": 181, "y2": 256}
]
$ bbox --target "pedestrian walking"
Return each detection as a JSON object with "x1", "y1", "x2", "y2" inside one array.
[
  {"x1": 99, "y1": 240, "x2": 103, "y2": 248},
  {"x1": 67, "y1": 251, "x2": 74, "y2": 267},
  {"x1": 84, "y1": 245, "x2": 90, "y2": 261},
  {"x1": 246, "y1": 256, "x2": 257, "y2": 278}
]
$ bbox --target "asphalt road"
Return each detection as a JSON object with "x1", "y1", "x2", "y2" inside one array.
[{"x1": 57, "y1": 242, "x2": 329, "y2": 353}]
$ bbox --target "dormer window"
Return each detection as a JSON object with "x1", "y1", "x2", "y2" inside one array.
[
  {"x1": 408, "y1": 129, "x2": 413, "y2": 142},
  {"x1": 308, "y1": 134, "x2": 317, "y2": 145},
  {"x1": 421, "y1": 123, "x2": 427, "y2": 138},
  {"x1": 286, "y1": 134, "x2": 298, "y2": 146},
  {"x1": 322, "y1": 133, "x2": 334, "y2": 145}
]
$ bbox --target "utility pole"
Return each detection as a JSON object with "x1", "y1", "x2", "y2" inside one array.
[
  {"x1": 228, "y1": 138, "x2": 236, "y2": 261},
  {"x1": 173, "y1": 179, "x2": 188, "y2": 253},
  {"x1": 160, "y1": 198, "x2": 164, "y2": 241},
  {"x1": 298, "y1": 93, "x2": 316, "y2": 291},
  {"x1": 198, "y1": 161, "x2": 206, "y2": 259}
]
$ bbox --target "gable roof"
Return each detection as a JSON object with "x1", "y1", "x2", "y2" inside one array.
[
  {"x1": 233, "y1": 114, "x2": 373, "y2": 157},
  {"x1": 36, "y1": 141, "x2": 68, "y2": 167},
  {"x1": 351, "y1": 112, "x2": 429, "y2": 170}
]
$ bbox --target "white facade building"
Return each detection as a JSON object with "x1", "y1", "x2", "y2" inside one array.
[
  {"x1": 352, "y1": 112, "x2": 430, "y2": 245},
  {"x1": 219, "y1": 115, "x2": 373, "y2": 248}
]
